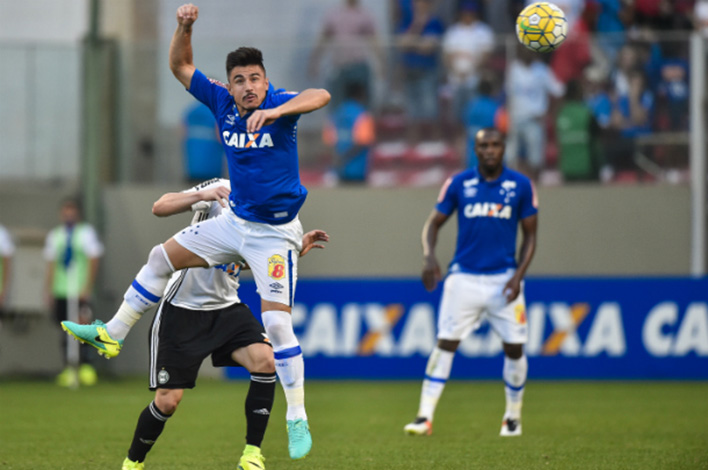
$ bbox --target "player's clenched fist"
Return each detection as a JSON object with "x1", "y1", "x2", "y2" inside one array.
[{"x1": 176, "y1": 3, "x2": 198, "y2": 26}]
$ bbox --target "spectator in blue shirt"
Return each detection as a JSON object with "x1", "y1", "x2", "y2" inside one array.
[
  {"x1": 182, "y1": 101, "x2": 224, "y2": 183},
  {"x1": 463, "y1": 77, "x2": 500, "y2": 168},
  {"x1": 395, "y1": 0, "x2": 445, "y2": 141}
]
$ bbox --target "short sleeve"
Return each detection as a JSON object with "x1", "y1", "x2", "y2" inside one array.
[
  {"x1": 268, "y1": 90, "x2": 300, "y2": 124},
  {"x1": 188, "y1": 69, "x2": 231, "y2": 116},
  {"x1": 81, "y1": 226, "x2": 104, "y2": 258},
  {"x1": 545, "y1": 68, "x2": 566, "y2": 98},
  {"x1": 352, "y1": 113, "x2": 375, "y2": 146},
  {"x1": 434, "y1": 176, "x2": 458, "y2": 216},
  {"x1": 43, "y1": 231, "x2": 56, "y2": 261},
  {"x1": 518, "y1": 179, "x2": 539, "y2": 219}
]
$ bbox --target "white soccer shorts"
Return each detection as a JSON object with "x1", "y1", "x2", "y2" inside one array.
[
  {"x1": 173, "y1": 210, "x2": 303, "y2": 306},
  {"x1": 437, "y1": 270, "x2": 528, "y2": 344}
]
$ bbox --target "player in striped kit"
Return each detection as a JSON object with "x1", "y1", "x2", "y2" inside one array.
[
  {"x1": 404, "y1": 128, "x2": 538, "y2": 437},
  {"x1": 108, "y1": 179, "x2": 327, "y2": 470},
  {"x1": 62, "y1": 3, "x2": 330, "y2": 460}
]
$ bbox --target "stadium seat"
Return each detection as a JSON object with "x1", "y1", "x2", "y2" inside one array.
[
  {"x1": 404, "y1": 141, "x2": 461, "y2": 169},
  {"x1": 370, "y1": 141, "x2": 410, "y2": 170}
]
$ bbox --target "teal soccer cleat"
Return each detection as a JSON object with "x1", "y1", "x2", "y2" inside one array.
[
  {"x1": 61, "y1": 320, "x2": 123, "y2": 358},
  {"x1": 286, "y1": 419, "x2": 312, "y2": 460}
]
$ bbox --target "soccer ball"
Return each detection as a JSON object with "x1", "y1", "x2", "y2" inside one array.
[{"x1": 516, "y1": 2, "x2": 568, "y2": 53}]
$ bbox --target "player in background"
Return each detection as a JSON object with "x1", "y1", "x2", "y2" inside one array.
[
  {"x1": 0, "y1": 224, "x2": 15, "y2": 315},
  {"x1": 61, "y1": 3, "x2": 330, "y2": 460},
  {"x1": 404, "y1": 128, "x2": 538, "y2": 437},
  {"x1": 117, "y1": 179, "x2": 328, "y2": 470},
  {"x1": 45, "y1": 199, "x2": 104, "y2": 387}
]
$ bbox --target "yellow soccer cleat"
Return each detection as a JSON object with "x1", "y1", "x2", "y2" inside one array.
[
  {"x1": 61, "y1": 320, "x2": 123, "y2": 359},
  {"x1": 238, "y1": 445, "x2": 265, "y2": 470},
  {"x1": 121, "y1": 457, "x2": 144, "y2": 470}
]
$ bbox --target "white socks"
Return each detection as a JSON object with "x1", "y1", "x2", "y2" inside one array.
[
  {"x1": 105, "y1": 303, "x2": 142, "y2": 340},
  {"x1": 262, "y1": 310, "x2": 307, "y2": 421},
  {"x1": 417, "y1": 347, "x2": 455, "y2": 421},
  {"x1": 107, "y1": 245, "x2": 174, "y2": 341},
  {"x1": 503, "y1": 355, "x2": 528, "y2": 419}
]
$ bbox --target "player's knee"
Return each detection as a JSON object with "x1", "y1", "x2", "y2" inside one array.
[
  {"x1": 503, "y1": 343, "x2": 524, "y2": 359},
  {"x1": 262, "y1": 311, "x2": 297, "y2": 348},
  {"x1": 147, "y1": 244, "x2": 174, "y2": 277},
  {"x1": 252, "y1": 353, "x2": 275, "y2": 374},
  {"x1": 437, "y1": 339, "x2": 460, "y2": 352},
  {"x1": 155, "y1": 389, "x2": 182, "y2": 415}
]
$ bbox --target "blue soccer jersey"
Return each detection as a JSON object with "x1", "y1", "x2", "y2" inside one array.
[
  {"x1": 187, "y1": 69, "x2": 307, "y2": 224},
  {"x1": 435, "y1": 166, "x2": 538, "y2": 274}
]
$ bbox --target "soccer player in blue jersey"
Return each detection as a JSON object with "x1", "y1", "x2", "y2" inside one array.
[
  {"x1": 404, "y1": 128, "x2": 538, "y2": 437},
  {"x1": 61, "y1": 3, "x2": 330, "y2": 460}
]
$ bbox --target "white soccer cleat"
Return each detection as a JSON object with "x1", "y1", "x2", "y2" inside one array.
[
  {"x1": 404, "y1": 417, "x2": 432, "y2": 436},
  {"x1": 500, "y1": 417, "x2": 522, "y2": 436}
]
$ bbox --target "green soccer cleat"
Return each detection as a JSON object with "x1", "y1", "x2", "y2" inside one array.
[
  {"x1": 286, "y1": 419, "x2": 312, "y2": 460},
  {"x1": 61, "y1": 320, "x2": 123, "y2": 359},
  {"x1": 121, "y1": 457, "x2": 144, "y2": 470},
  {"x1": 238, "y1": 445, "x2": 265, "y2": 470}
]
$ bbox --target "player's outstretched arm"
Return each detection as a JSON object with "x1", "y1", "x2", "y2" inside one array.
[
  {"x1": 169, "y1": 3, "x2": 198, "y2": 88},
  {"x1": 421, "y1": 209, "x2": 449, "y2": 292},
  {"x1": 152, "y1": 185, "x2": 230, "y2": 217},
  {"x1": 246, "y1": 88, "x2": 331, "y2": 133}
]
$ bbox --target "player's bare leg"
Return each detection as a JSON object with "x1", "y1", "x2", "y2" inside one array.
[
  {"x1": 404, "y1": 339, "x2": 459, "y2": 436},
  {"x1": 261, "y1": 300, "x2": 312, "y2": 459},
  {"x1": 500, "y1": 342, "x2": 526, "y2": 436},
  {"x1": 61, "y1": 238, "x2": 207, "y2": 358}
]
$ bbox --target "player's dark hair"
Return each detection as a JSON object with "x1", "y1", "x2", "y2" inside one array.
[{"x1": 226, "y1": 47, "x2": 266, "y2": 78}]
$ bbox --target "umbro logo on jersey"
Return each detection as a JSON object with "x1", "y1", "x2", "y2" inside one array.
[
  {"x1": 464, "y1": 202, "x2": 512, "y2": 219},
  {"x1": 222, "y1": 131, "x2": 274, "y2": 149}
]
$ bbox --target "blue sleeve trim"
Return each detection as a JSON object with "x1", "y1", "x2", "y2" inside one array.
[
  {"x1": 131, "y1": 280, "x2": 161, "y2": 303},
  {"x1": 274, "y1": 345, "x2": 302, "y2": 360}
]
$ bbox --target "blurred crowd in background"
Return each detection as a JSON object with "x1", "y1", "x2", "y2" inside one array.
[{"x1": 276, "y1": 0, "x2": 698, "y2": 187}]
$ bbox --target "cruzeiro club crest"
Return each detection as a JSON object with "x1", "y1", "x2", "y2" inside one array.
[{"x1": 268, "y1": 254, "x2": 286, "y2": 280}]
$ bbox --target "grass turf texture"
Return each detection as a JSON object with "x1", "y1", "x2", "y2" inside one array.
[{"x1": 1, "y1": 379, "x2": 706, "y2": 469}]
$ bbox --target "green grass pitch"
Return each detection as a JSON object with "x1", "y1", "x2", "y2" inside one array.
[{"x1": 1, "y1": 378, "x2": 706, "y2": 469}]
